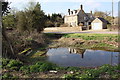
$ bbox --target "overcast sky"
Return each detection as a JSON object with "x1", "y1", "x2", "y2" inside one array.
[{"x1": 8, "y1": 0, "x2": 119, "y2": 17}]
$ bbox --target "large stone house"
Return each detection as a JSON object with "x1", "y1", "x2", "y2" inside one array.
[{"x1": 64, "y1": 5, "x2": 95, "y2": 29}]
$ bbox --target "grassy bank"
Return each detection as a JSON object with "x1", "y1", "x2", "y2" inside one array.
[
  {"x1": 63, "y1": 33, "x2": 118, "y2": 41},
  {"x1": 45, "y1": 33, "x2": 119, "y2": 51},
  {"x1": 1, "y1": 58, "x2": 120, "y2": 79}
]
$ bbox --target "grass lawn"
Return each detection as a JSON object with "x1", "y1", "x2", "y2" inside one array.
[{"x1": 63, "y1": 33, "x2": 119, "y2": 41}]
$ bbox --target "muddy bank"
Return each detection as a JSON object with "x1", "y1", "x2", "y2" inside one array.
[{"x1": 49, "y1": 37, "x2": 119, "y2": 52}]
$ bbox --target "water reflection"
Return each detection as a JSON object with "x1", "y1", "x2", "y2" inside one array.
[
  {"x1": 46, "y1": 47, "x2": 119, "y2": 67},
  {"x1": 68, "y1": 48, "x2": 85, "y2": 58}
]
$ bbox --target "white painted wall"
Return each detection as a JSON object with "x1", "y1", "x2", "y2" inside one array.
[{"x1": 91, "y1": 23, "x2": 103, "y2": 30}]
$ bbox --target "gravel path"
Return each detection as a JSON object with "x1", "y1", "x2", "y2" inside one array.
[
  {"x1": 44, "y1": 27, "x2": 119, "y2": 34},
  {"x1": 44, "y1": 31, "x2": 119, "y2": 34}
]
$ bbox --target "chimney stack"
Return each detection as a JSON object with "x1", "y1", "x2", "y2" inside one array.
[
  {"x1": 90, "y1": 11, "x2": 92, "y2": 14},
  {"x1": 71, "y1": 11, "x2": 73, "y2": 15},
  {"x1": 75, "y1": 10, "x2": 77, "y2": 14},
  {"x1": 80, "y1": 5, "x2": 83, "y2": 10},
  {"x1": 68, "y1": 9, "x2": 70, "y2": 15}
]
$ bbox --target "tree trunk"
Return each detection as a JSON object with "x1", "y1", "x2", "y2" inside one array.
[{"x1": 2, "y1": 26, "x2": 15, "y2": 58}]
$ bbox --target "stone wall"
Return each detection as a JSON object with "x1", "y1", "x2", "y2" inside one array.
[{"x1": 44, "y1": 27, "x2": 82, "y2": 33}]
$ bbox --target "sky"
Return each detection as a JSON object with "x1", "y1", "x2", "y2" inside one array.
[{"x1": 8, "y1": 0, "x2": 119, "y2": 17}]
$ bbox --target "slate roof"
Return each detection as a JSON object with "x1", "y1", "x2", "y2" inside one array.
[{"x1": 97, "y1": 17, "x2": 110, "y2": 24}]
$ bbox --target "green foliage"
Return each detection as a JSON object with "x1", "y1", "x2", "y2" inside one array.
[
  {"x1": 16, "y1": 2, "x2": 46, "y2": 32},
  {"x1": 20, "y1": 61, "x2": 58, "y2": 73},
  {"x1": 6, "y1": 59, "x2": 23, "y2": 70},
  {"x1": 63, "y1": 64, "x2": 120, "y2": 79},
  {"x1": 20, "y1": 65, "x2": 30, "y2": 74},
  {"x1": 17, "y1": 11, "x2": 28, "y2": 31},
  {"x1": 29, "y1": 65, "x2": 40, "y2": 73},
  {"x1": 39, "y1": 62, "x2": 57, "y2": 72},
  {"x1": 45, "y1": 20, "x2": 54, "y2": 27},
  {"x1": 2, "y1": 73, "x2": 19, "y2": 79},
  {"x1": 2, "y1": 73, "x2": 13, "y2": 79},
  {"x1": 2, "y1": 58, "x2": 10, "y2": 68},
  {"x1": 63, "y1": 74, "x2": 76, "y2": 79},
  {"x1": 45, "y1": 13, "x2": 63, "y2": 27},
  {"x1": 35, "y1": 61, "x2": 44, "y2": 65},
  {"x1": 2, "y1": 14, "x2": 16, "y2": 28},
  {"x1": 63, "y1": 33, "x2": 118, "y2": 41},
  {"x1": 66, "y1": 67, "x2": 80, "y2": 71}
]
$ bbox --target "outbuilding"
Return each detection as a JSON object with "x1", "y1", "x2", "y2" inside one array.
[{"x1": 91, "y1": 17, "x2": 109, "y2": 30}]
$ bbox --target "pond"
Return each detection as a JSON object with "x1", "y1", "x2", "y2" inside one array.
[{"x1": 46, "y1": 47, "x2": 120, "y2": 67}]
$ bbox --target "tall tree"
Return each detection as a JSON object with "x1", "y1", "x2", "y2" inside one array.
[
  {"x1": 94, "y1": 10, "x2": 112, "y2": 24},
  {"x1": 2, "y1": 14, "x2": 16, "y2": 28},
  {"x1": 17, "y1": 11, "x2": 28, "y2": 31},
  {"x1": 45, "y1": 13, "x2": 63, "y2": 27},
  {"x1": 1, "y1": 1, "x2": 15, "y2": 58},
  {"x1": 32, "y1": 2, "x2": 46, "y2": 32},
  {"x1": 17, "y1": 2, "x2": 46, "y2": 32}
]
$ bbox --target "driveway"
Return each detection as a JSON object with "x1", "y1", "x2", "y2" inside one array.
[{"x1": 43, "y1": 27, "x2": 119, "y2": 34}]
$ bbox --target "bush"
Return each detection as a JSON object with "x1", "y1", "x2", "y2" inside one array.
[
  {"x1": 20, "y1": 62, "x2": 58, "y2": 73},
  {"x1": 29, "y1": 65, "x2": 40, "y2": 73},
  {"x1": 6, "y1": 60, "x2": 23, "y2": 70},
  {"x1": 63, "y1": 74, "x2": 75, "y2": 79},
  {"x1": 39, "y1": 62, "x2": 57, "y2": 72},
  {"x1": 2, "y1": 73, "x2": 19, "y2": 79},
  {"x1": 45, "y1": 20, "x2": 54, "y2": 27},
  {"x1": 55, "y1": 66, "x2": 66, "y2": 70},
  {"x1": 20, "y1": 66, "x2": 30, "y2": 74},
  {"x1": 35, "y1": 61, "x2": 44, "y2": 65},
  {"x1": 2, "y1": 73, "x2": 13, "y2": 79},
  {"x1": 2, "y1": 58, "x2": 10, "y2": 68},
  {"x1": 67, "y1": 67, "x2": 80, "y2": 71},
  {"x1": 60, "y1": 23, "x2": 69, "y2": 27}
]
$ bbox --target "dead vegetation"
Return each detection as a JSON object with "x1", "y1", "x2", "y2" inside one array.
[{"x1": 3, "y1": 30, "x2": 47, "y2": 58}]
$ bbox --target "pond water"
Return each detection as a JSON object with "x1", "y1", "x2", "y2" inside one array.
[{"x1": 46, "y1": 47, "x2": 120, "y2": 67}]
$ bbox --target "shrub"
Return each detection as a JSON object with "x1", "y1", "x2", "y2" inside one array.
[
  {"x1": 35, "y1": 62, "x2": 44, "y2": 65},
  {"x1": 67, "y1": 67, "x2": 80, "y2": 71},
  {"x1": 63, "y1": 74, "x2": 75, "y2": 79},
  {"x1": 55, "y1": 66, "x2": 65, "y2": 70},
  {"x1": 29, "y1": 65, "x2": 40, "y2": 73},
  {"x1": 2, "y1": 73, "x2": 13, "y2": 79},
  {"x1": 39, "y1": 62, "x2": 57, "y2": 72},
  {"x1": 20, "y1": 66, "x2": 30, "y2": 74},
  {"x1": 2, "y1": 58, "x2": 10, "y2": 68},
  {"x1": 6, "y1": 60, "x2": 23, "y2": 70},
  {"x1": 60, "y1": 23, "x2": 69, "y2": 27}
]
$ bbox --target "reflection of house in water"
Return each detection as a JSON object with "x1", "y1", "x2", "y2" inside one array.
[{"x1": 68, "y1": 48, "x2": 85, "y2": 58}]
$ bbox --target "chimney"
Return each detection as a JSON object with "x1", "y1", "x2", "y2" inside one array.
[
  {"x1": 75, "y1": 10, "x2": 77, "y2": 14},
  {"x1": 80, "y1": 5, "x2": 83, "y2": 10},
  {"x1": 90, "y1": 11, "x2": 92, "y2": 14},
  {"x1": 71, "y1": 11, "x2": 73, "y2": 15},
  {"x1": 68, "y1": 9, "x2": 70, "y2": 15}
]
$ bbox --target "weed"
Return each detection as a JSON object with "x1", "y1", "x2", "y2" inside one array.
[{"x1": 6, "y1": 59, "x2": 23, "y2": 70}]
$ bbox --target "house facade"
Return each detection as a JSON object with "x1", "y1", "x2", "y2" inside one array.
[{"x1": 64, "y1": 5, "x2": 95, "y2": 29}]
